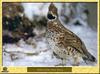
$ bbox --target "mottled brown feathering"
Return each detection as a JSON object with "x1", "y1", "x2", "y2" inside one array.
[
  {"x1": 46, "y1": 3, "x2": 96, "y2": 66},
  {"x1": 48, "y1": 3, "x2": 58, "y2": 16}
]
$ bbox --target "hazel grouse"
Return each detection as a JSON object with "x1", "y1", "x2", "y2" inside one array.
[{"x1": 46, "y1": 3, "x2": 96, "y2": 66}]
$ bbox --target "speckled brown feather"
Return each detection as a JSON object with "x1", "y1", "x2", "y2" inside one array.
[
  {"x1": 46, "y1": 3, "x2": 96, "y2": 66},
  {"x1": 47, "y1": 19, "x2": 86, "y2": 55}
]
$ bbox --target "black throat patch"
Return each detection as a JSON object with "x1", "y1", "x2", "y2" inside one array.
[{"x1": 47, "y1": 13, "x2": 56, "y2": 20}]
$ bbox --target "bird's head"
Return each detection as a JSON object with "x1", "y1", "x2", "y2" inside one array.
[{"x1": 47, "y1": 3, "x2": 58, "y2": 21}]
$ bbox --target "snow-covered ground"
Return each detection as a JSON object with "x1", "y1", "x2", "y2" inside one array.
[
  {"x1": 3, "y1": 3, "x2": 97, "y2": 66},
  {"x1": 3, "y1": 25, "x2": 97, "y2": 66}
]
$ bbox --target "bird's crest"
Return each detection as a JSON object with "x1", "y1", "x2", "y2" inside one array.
[{"x1": 48, "y1": 3, "x2": 58, "y2": 16}]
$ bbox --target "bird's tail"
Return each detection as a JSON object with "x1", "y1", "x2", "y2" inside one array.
[{"x1": 82, "y1": 51, "x2": 97, "y2": 65}]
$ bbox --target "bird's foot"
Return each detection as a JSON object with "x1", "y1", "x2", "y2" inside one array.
[
  {"x1": 72, "y1": 62, "x2": 80, "y2": 66},
  {"x1": 51, "y1": 55, "x2": 54, "y2": 59},
  {"x1": 51, "y1": 52, "x2": 55, "y2": 59},
  {"x1": 55, "y1": 63, "x2": 66, "y2": 66}
]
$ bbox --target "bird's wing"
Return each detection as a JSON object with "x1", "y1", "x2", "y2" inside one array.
[
  {"x1": 63, "y1": 29, "x2": 86, "y2": 54},
  {"x1": 56, "y1": 20, "x2": 88, "y2": 55}
]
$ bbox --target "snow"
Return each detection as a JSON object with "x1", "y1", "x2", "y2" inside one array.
[
  {"x1": 3, "y1": 3, "x2": 97, "y2": 66},
  {"x1": 3, "y1": 25, "x2": 97, "y2": 66},
  {"x1": 22, "y1": 3, "x2": 71, "y2": 20},
  {"x1": 22, "y1": 3, "x2": 49, "y2": 20}
]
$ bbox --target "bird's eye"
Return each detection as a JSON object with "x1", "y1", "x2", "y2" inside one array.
[{"x1": 47, "y1": 13, "x2": 56, "y2": 20}]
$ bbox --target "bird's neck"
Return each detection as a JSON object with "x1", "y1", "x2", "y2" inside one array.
[
  {"x1": 47, "y1": 18, "x2": 69, "y2": 32},
  {"x1": 47, "y1": 18, "x2": 63, "y2": 31}
]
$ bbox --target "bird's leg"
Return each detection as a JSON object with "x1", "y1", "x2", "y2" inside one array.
[
  {"x1": 50, "y1": 51, "x2": 54, "y2": 59},
  {"x1": 55, "y1": 59, "x2": 66, "y2": 66},
  {"x1": 51, "y1": 52, "x2": 54, "y2": 58},
  {"x1": 62, "y1": 59, "x2": 66, "y2": 66},
  {"x1": 72, "y1": 56, "x2": 80, "y2": 66}
]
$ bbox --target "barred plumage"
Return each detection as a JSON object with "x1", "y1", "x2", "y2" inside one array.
[{"x1": 46, "y1": 3, "x2": 96, "y2": 66}]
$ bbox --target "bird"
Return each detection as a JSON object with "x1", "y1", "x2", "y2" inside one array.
[{"x1": 46, "y1": 3, "x2": 96, "y2": 66}]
